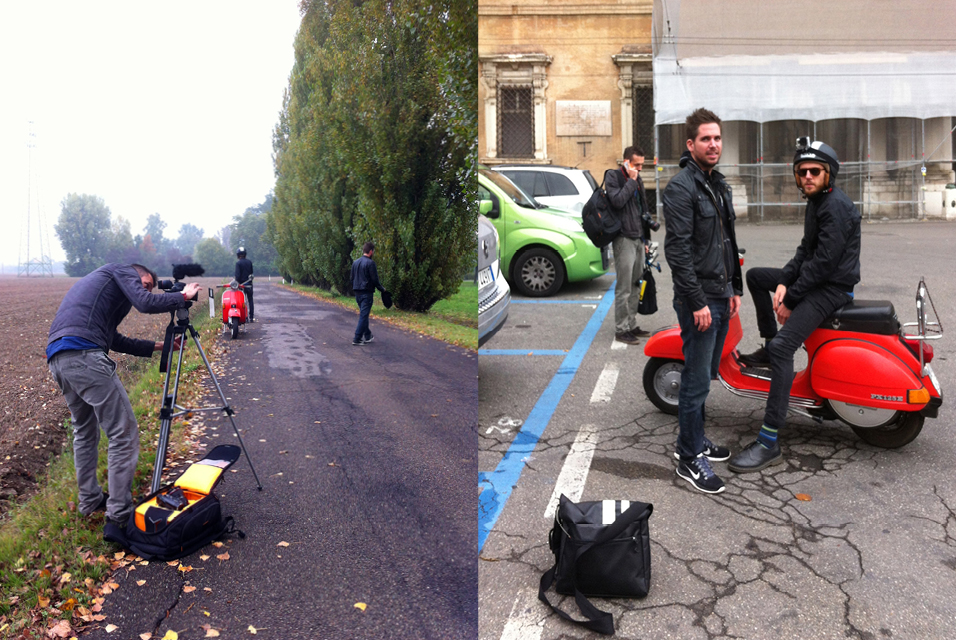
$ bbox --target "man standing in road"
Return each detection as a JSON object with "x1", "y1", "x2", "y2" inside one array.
[
  {"x1": 235, "y1": 246, "x2": 255, "y2": 322},
  {"x1": 662, "y1": 108, "x2": 740, "y2": 494},
  {"x1": 606, "y1": 145, "x2": 650, "y2": 344},
  {"x1": 729, "y1": 139, "x2": 861, "y2": 473},
  {"x1": 351, "y1": 241, "x2": 386, "y2": 345},
  {"x1": 46, "y1": 263, "x2": 201, "y2": 530}
]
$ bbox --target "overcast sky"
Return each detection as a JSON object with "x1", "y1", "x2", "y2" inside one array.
[{"x1": 0, "y1": 1, "x2": 302, "y2": 268}]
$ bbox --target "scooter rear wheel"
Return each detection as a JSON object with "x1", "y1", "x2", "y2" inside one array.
[
  {"x1": 230, "y1": 317, "x2": 239, "y2": 340},
  {"x1": 643, "y1": 357, "x2": 683, "y2": 415},
  {"x1": 848, "y1": 411, "x2": 923, "y2": 449}
]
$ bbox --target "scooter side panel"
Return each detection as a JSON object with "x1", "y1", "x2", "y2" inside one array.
[
  {"x1": 643, "y1": 314, "x2": 745, "y2": 361},
  {"x1": 810, "y1": 338, "x2": 925, "y2": 410}
]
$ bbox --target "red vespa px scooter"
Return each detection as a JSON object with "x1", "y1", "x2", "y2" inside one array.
[
  {"x1": 642, "y1": 265, "x2": 943, "y2": 449},
  {"x1": 217, "y1": 277, "x2": 252, "y2": 340}
]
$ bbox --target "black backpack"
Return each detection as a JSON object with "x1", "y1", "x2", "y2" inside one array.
[
  {"x1": 581, "y1": 171, "x2": 621, "y2": 248},
  {"x1": 104, "y1": 445, "x2": 243, "y2": 561}
]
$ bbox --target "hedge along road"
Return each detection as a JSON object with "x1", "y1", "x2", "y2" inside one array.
[{"x1": 83, "y1": 282, "x2": 478, "y2": 639}]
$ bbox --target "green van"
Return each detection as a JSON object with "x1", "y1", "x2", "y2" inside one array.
[{"x1": 478, "y1": 165, "x2": 608, "y2": 297}]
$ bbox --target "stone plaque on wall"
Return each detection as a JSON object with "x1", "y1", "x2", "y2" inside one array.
[{"x1": 555, "y1": 100, "x2": 612, "y2": 137}]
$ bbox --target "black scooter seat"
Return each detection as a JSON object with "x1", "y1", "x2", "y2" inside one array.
[{"x1": 819, "y1": 299, "x2": 899, "y2": 335}]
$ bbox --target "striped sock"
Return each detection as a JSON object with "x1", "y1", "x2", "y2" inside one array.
[{"x1": 757, "y1": 424, "x2": 778, "y2": 449}]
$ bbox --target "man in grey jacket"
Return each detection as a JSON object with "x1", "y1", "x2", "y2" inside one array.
[{"x1": 47, "y1": 263, "x2": 201, "y2": 529}]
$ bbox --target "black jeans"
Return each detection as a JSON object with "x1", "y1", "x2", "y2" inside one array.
[
  {"x1": 244, "y1": 286, "x2": 254, "y2": 320},
  {"x1": 747, "y1": 268, "x2": 852, "y2": 429}
]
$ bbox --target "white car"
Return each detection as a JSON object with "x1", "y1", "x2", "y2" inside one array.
[
  {"x1": 493, "y1": 165, "x2": 597, "y2": 214},
  {"x1": 478, "y1": 214, "x2": 510, "y2": 346}
]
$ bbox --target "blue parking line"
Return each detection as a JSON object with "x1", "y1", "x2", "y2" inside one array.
[
  {"x1": 511, "y1": 300, "x2": 604, "y2": 304},
  {"x1": 478, "y1": 349, "x2": 567, "y2": 356},
  {"x1": 478, "y1": 281, "x2": 616, "y2": 552}
]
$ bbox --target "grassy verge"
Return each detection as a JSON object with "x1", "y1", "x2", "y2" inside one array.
[
  {"x1": 0, "y1": 309, "x2": 220, "y2": 639},
  {"x1": 285, "y1": 280, "x2": 478, "y2": 349}
]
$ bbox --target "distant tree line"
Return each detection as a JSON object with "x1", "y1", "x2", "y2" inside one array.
[
  {"x1": 54, "y1": 193, "x2": 280, "y2": 279},
  {"x1": 270, "y1": 0, "x2": 476, "y2": 312}
]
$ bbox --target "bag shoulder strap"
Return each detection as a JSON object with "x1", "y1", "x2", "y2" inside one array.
[{"x1": 538, "y1": 501, "x2": 653, "y2": 635}]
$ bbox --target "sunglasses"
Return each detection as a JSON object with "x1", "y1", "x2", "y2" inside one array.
[{"x1": 796, "y1": 167, "x2": 824, "y2": 177}]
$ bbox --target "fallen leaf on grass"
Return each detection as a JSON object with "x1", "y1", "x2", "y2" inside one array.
[
  {"x1": 200, "y1": 554, "x2": 211, "y2": 561},
  {"x1": 105, "y1": 624, "x2": 119, "y2": 633},
  {"x1": 795, "y1": 493, "x2": 812, "y2": 502},
  {"x1": 167, "y1": 561, "x2": 179, "y2": 567},
  {"x1": 277, "y1": 541, "x2": 290, "y2": 547},
  {"x1": 216, "y1": 552, "x2": 230, "y2": 561},
  {"x1": 204, "y1": 588, "x2": 213, "y2": 592},
  {"x1": 38, "y1": 596, "x2": 50, "y2": 608},
  {"x1": 178, "y1": 565, "x2": 194, "y2": 573},
  {"x1": 140, "y1": 633, "x2": 153, "y2": 640},
  {"x1": 59, "y1": 572, "x2": 72, "y2": 584},
  {"x1": 201, "y1": 624, "x2": 220, "y2": 637},
  {"x1": 248, "y1": 625, "x2": 258, "y2": 634},
  {"x1": 212, "y1": 541, "x2": 224, "y2": 548},
  {"x1": 137, "y1": 580, "x2": 147, "y2": 587},
  {"x1": 114, "y1": 552, "x2": 126, "y2": 560},
  {"x1": 47, "y1": 619, "x2": 72, "y2": 638},
  {"x1": 161, "y1": 631, "x2": 179, "y2": 640},
  {"x1": 354, "y1": 602, "x2": 367, "y2": 611},
  {"x1": 183, "y1": 586, "x2": 197, "y2": 593}
]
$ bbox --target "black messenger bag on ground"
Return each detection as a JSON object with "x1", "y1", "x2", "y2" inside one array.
[{"x1": 539, "y1": 494, "x2": 654, "y2": 635}]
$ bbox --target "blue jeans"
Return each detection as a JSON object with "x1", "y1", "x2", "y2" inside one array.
[
  {"x1": 354, "y1": 291, "x2": 374, "y2": 342},
  {"x1": 674, "y1": 297, "x2": 730, "y2": 460}
]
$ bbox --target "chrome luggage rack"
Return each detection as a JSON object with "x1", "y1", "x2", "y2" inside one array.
[{"x1": 901, "y1": 277, "x2": 943, "y2": 373}]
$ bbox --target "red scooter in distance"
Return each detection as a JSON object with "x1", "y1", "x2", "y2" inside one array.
[
  {"x1": 642, "y1": 263, "x2": 943, "y2": 449},
  {"x1": 217, "y1": 277, "x2": 252, "y2": 339}
]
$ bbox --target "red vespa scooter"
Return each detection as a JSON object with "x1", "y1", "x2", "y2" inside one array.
[
  {"x1": 217, "y1": 277, "x2": 252, "y2": 339},
  {"x1": 642, "y1": 271, "x2": 943, "y2": 449}
]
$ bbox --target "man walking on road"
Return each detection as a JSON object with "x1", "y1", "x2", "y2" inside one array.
[
  {"x1": 351, "y1": 241, "x2": 386, "y2": 345},
  {"x1": 606, "y1": 145, "x2": 650, "y2": 344},
  {"x1": 46, "y1": 263, "x2": 201, "y2": 530},
  {"x1": 235, "y1": 246, "x2": 254, "y2": 322},
  {"x1": 662, "y1": 108, "x2": 740, "y2": 494},
  {"x1": 728, "y1": 139, "x2": 861, "y2": 473}
]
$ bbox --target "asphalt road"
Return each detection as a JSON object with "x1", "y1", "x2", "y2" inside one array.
[
  {"x1": 479, "y1": 221, "x2": 956, "y2": 639},
  {"x1": 86, "y1": 282, "x2": 478, "y2": 639}
]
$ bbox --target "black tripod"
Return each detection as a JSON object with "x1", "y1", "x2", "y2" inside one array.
[{"x1": 152, "y1": 303, "x2": 263, "y2": 494}]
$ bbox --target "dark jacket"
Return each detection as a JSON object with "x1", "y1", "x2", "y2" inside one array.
[
  {"x1": 235, "y1": 257, "x2": 254, "y2": 286},
  {"x1": 351, "y1": 255, "x2": 384, "y2": 293},
  {"x1": 779, "y1": 186, "x2": 861, "y2": 309},
  {"x1": 604, "y1": 166, "x2": 645, "y2": 240},
  {"x1": 47, "y1": 263, "x2": 188, "y2": 358},
  {"x1": 662, "y1": 152, "x2": 743, "y2": 311}
]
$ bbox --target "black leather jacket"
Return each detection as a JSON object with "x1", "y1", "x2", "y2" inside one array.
[
  {"x1": 662, "y1": 153, "x2": 742, "y2": 311},
  {"x1": 779, "y1": 186, "x2": 861, "y2": 309},
  {"x1": 604, "y1": 166, "x2": 645, "y2": 240}
]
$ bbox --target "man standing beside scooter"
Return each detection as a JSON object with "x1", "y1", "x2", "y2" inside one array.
[
  {"x1": 662, "y1": 108, "x2": 740, "y2": 494},
  {"x1": 235, "y1": 247, "x2": 254, "y2": 322},
  {"x1": 729, "y1": 139, "x2": 861, "y2": 472}
]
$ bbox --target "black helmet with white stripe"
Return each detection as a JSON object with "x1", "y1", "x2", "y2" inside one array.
[{"x1": 793, "y1": 138, "x2": 839, "y2": 190}]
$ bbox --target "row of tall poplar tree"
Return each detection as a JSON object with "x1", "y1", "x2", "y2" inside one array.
[{"x1": 269, "y1": 0, "x2": 476, "y2": 312}]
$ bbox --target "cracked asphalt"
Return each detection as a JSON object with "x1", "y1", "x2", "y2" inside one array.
[
  {"x1": 83, "y1": 282, "x2": 478, "y2": 639},
  {"x1": 478, "y1": 222, "x2": 956, "y2": 639}
]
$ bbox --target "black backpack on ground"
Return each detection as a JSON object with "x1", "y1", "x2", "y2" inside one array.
[
  {"x1": 581, "y1": 171, "x2": 621, "y2": 248},
  {"x1": 104, "y1": 445, "x2": 243, "y2": 560}
]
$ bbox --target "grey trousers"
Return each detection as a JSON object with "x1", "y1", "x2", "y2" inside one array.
[
  {"x1": 49, "y1": 349, "x2": 139, "y2": 524},
  {"x1": 612, "y1": 235, "x2": 645, "y2": 333}
]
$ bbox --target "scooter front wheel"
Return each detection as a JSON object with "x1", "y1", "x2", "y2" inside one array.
[
  {"x1": 643, "y1": 357, "x2": 683, "y2": 415},
  {"x1": 847, "y1": 411, "x2": 924, "y2": 449},
  {"x1": 230, "y1": 317, "x2": 239, "y2": 340}
]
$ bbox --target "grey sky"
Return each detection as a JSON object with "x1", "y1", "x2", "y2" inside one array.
[{"x1": 0, "y1": 1, "x2": 302, "y2": 268}]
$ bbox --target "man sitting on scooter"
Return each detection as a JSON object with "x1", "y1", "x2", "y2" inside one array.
[{"x1": 729, "y1": 138, "x2": 861, "y2": 473}]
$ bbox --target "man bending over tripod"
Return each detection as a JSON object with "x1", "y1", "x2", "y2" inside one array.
[{"x1": 47, "y1": 263, "x2": 201, "y2": 531}]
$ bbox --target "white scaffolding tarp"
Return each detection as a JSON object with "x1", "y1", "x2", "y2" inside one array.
[{"x1": 652, "y1": 0, "x2": 956, "y2": 125}]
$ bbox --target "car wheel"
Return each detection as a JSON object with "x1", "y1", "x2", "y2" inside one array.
[{"x1": 512, "y1": 248, "x2": 565, "y2": 297}]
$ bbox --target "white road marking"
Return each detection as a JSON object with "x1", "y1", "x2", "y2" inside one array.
[
  {"x1": 610, "y1": 339, "x2": 627, "y2": 350},
  {"x1": 544, "y1": 423, "x2": 599, "y2": 519},
  {"x1": 589, "y1": 362, "x2": 619, "y2": 404},
  {"x1": 500, "y1": 589, "x2": 545, "y2": 640},
  {"x1": 582, "y1": 304, "x2": 597, "y2": 309}
]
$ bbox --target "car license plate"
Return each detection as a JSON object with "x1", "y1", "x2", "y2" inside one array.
[
  {"x1": 925, "y1": 363, "x2": 941, "y2": 393},
  {"x1": 478, "y1": 266, "x2": 494, "y2": 288}
]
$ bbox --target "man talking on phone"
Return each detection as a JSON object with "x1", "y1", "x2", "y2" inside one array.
[{"x1": 605, "y1": 145, "x2": 650, "y2": 344}]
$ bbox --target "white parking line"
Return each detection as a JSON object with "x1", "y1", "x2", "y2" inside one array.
[
  {"x1": 589, "y1": 362, "x2": 619, "y2": 404},
  {"x1": 544, "y1": 423, "x2": 599, "y2": 520},
  {"x1": 610, "y1": 339, "x2": 627, "y2": 350},
  {"x1": 499, "y1": 589, "x2": 545, "y2": 640}
]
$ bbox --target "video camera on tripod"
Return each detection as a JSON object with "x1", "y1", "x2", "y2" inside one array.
[{"x1": 157, "y1": 263, "x2": 206, "y2": 297}]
